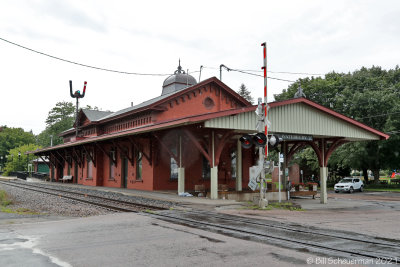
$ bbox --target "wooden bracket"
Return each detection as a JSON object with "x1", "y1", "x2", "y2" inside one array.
[
  {"x1": 112, "y1": 140, "x2": 134, "y2": 166},
  {"x1": 72, "y1": 147, "x2": 82, "y2": 168},
  {"x1": 183, "y1": 129, "x2": 212, "y2": 165},
  {"x1": 127, "y1": 136, "x2": 151, "y2": 165},
  {"x1": 82, "y1": 145, "x2": 96, "y2": 167},
  {"x1": 153, "y1": 133, "x2": 179, "y2": 166},
  {"x1": 38, "y1": 155, "x2": 51, "y2": 169},
  {"x1": 214, "y1": 130, "x2": 234, "y2": 166}
]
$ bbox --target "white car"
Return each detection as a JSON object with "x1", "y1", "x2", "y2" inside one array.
[{"x1": 334, "y1": 178, "x2": 364, "y2": 193}]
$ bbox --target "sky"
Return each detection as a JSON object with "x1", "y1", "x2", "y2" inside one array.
[{"x1": 1, "y1": 0, "x2": 400, "y2": 135}]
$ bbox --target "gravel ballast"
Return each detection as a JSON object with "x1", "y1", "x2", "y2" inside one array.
[{"x1": 0, "y1": 180, "x2": 173, "y2": 217}]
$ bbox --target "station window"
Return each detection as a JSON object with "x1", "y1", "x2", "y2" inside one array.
[
  {"x1": 230, "y1": 149, "x2": 237, "y2": 179},
  {"x1": 87, "y1": 158, "x2": 93, "y2": 179},
  {"x1": 202, "y1": 156, "x2": 210, "y2": 179},
  {"x1": 170, "y1": 147, "x2": 178, "y2": 180},
  {"x1": 67, "y1": 159, "x2": 71, "y2": 175},
  {"x1": 109, "y1": 149, "x2": 115, "y2": 179},
  {"x1": 136, "y1": 151, "x2": 142, "y2": 180}
]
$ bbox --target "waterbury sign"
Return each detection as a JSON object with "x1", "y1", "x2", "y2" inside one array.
[{"x1": 276, "y1": 134, "x2": 313, "y2": 141}]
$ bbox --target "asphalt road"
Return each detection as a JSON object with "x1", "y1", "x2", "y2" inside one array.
[
  {"x1": 1, "y1": 190, "x2": 399, "y2": 267},
  {"x1": 0, "y1": 212, "x2": 318, "y2": 267},
  {"x1": 222, "y1": 190, "x2": 400, "y2": 240}
]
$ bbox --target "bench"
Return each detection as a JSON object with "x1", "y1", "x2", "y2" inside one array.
[
  {"x1": 194, "y1": 184, "x2": 206, "y2": 197},
  {"x1": 218, "y1": 184, "x2": 229, "y2": 199},
  {"x1": 62, "y1": 175, "x2": 73, "y2": 183}
]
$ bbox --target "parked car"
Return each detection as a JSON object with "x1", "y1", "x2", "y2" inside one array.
[{"x1": 334, "y1": 177, "x2": 364, "y2": 193}]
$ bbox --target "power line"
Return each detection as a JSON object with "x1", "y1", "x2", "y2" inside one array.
[
  {"x1": 230, "y1": 68, "x2": 297, "y2": 82},
  {"x1": 0, "y1": 37, "x2": 172, "y2": 76},
  {"x1": 202, "y1": 66, "x2": 323, "y2": 76},
  {"x1": 356, "y1": 111, "x2": 400, "y2": 120},
  {"x1": 203, "y1": 66, "x2": 297, "y2": 82}
]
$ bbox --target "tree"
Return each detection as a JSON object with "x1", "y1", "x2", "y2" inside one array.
[
  {"x1": 3, "y1": 144, "x2": 41, "y2": 175},
  {"x1": 237, "y1": 84, "x2": 254, "y2": 104},
  {"x1": 0, "y1": 126, "x2": 36, "y2": 157},
  {"x1": 274, "y1": 66, "x2": 400, "y2": 183},
  {"x1": 37, "y1": 101, "x2": 75, "y2": 147},
  {"x1": 37, "y1": 101, "x2": 101, "y2": 147},
  {"x1": 45, "y1": 101, "x2": 75, "y2": 126}
]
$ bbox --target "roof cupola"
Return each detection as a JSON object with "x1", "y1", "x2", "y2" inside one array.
[{"x1": 162, "y1": 60, "x2": 197, "y2": 95}]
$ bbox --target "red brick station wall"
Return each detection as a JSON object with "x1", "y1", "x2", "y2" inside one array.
[
  {"x1": 55, "y1": 140, "x2": 255, "y2": 192},
  {"x1": 52, "y1": 80, "x2": 258, "y2": 192}
]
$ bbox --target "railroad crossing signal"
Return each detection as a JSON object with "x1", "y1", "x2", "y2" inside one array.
[
  {"x1": 239, "y1": 133, "x2": 282, "y2": 149},
  {"x1": 268, "y1": 134, "x2": 283, "y2": 149}
]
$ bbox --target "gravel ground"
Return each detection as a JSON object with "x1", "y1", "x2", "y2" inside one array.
[
  {"x1": 0, "y1": 180, "x2": 175, "y2": 218},
  {"x1": 0, "y1": 183, "x2": 113, "y2": 217}
]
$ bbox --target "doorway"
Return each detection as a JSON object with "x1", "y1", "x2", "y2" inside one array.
[
  {"x1": 74, "y1": 164, "x2": 78, "y2": 183},
  {"x1": 122, "y1": 157, "x2": 128, "y2": 188}
]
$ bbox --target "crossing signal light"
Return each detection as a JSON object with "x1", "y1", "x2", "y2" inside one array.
[
  {"x1": 239, "y1": 134, "x2": 253, "y2": 149},
  {"x1": 239, "y1": 133, "x2": 282, "y2": 149},
  {"x1": 253, "y1": 133, "x2": 267, "y2": 147},
  {"x1": 269, "y1": 134, "x2": 282, "y2": 148}
]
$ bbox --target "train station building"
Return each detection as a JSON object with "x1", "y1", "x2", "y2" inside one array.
[{"x1": 31, "y1": 63, "x2": 389, "y2": 203}]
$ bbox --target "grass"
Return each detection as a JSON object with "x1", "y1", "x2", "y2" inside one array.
[
  {"x1": 329, "y1": 184, "x2": 400, "y2": 193},
  {"x1": 0, "y1": 190, "x2": 40, "y2": 215},
  {"x1": 364, "y1": 188, "x2": 400, "y2": 192},
  {"x1": 244, "y1": 201, "x2": 304, "y2": 211},
  {"x1": 0, "y1": 190, "x2": 12, "y2": 206},
  {"x1": 143, "y1": 209, "x2": 156, "y2": 214}
]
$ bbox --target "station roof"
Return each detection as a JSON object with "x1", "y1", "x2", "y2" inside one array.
[
  {"x1": 204, "y1": 97, "x2": 389, "y2": 141},
  {"x1": 31, "y1": 93, "x2": 389, "y2": 155}
]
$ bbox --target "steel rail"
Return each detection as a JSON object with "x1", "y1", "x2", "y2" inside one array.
[
  {"x1": 186, "y1": 209, "x2": 400, "y2": 248},
  {"x1": 0, "y1": 181, "x2": 164, "y2": 212},
  {"x1": 147, "y1": 211, "x2": 400, "y2": 262}
]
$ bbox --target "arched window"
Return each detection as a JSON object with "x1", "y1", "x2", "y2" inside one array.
[
  {"x1": 170, "y1": 147, "x2": 178, "y2": 180},
  {"x1": 230, "y1": 149, "x2": 237, "y2": 179},
  {"x1": 202, "y1": 156, "x2": 210, "y2": 179},
  {"x1": 136, "y1": 151, "x2": 142, "y2": 180}
]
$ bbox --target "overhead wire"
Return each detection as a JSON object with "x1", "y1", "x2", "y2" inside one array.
[
  {"x1": 202, "y1": 66, "x2": 297, "y2": 82},
  {"x1": 0, "y1": 37, "x2": 172, "y2": 76},
  {"x1": 355, "y1": 111, "x2": 400, "y2": 120},
  {"x1": 1, "y1": 36, "x2": 398, "y2": 93}
]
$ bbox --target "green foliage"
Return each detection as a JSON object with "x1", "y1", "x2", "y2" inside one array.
[
  {"x1": 37, "y1": 101, "x2": 75, "y2": 147},
  {"x1": 0, "y1": 126, "x2": 36, "y2": 157},
  {"x1": 0, "y1": 190, "x2": 12, "y2": 206},
  {"x1": 45, "y1": 101, "x2": 75, "y2": 126},
  {"x1": 244, "y1": 201, "x2": 304, "y2": 211},
  {"x1": 291, "y1": 148, "x2": 320, "y2": 179},
  {"x1": 365, "y1": 183, "x2": 400, "y2": 190},
  {"x1": 274, "y1": 66, "x2": 400, "y2": 182},
  {"x1": 37, "y1": 101, "x2": 100, "y2": 147},
  {"x1": 3, "y1": 144, "x2": 41, "y2": 175},
  {"x1": 237, "y1": 83, "x2": 254, "y2": 104}
]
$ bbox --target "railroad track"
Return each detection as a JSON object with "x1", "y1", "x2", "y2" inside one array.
[
  {"x1": 0, "y1": 180, "x2": 166, "y2": 213},
  {"x1": 2, "y1": 180, "x2": 399, "y2": 263},
  {"x1": 148, "y1": 209, "x2": 400, "y2": 263}
]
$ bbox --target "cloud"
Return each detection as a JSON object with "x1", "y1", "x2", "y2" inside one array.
[{"x1": 32, "y1": 0, "x2": 107, "y2": 33}]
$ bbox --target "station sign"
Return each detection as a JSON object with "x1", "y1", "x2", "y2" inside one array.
[{"x1": 276, "y1": 134, "x2": 313, "y2": 141}]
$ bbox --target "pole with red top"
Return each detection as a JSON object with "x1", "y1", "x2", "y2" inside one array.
[
  {"x1": 257, "y1": 42, "x2": 268, "y2": 208},
  {"x1": 261, "y1": 42, "x2": 268, "y2": 157}
]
